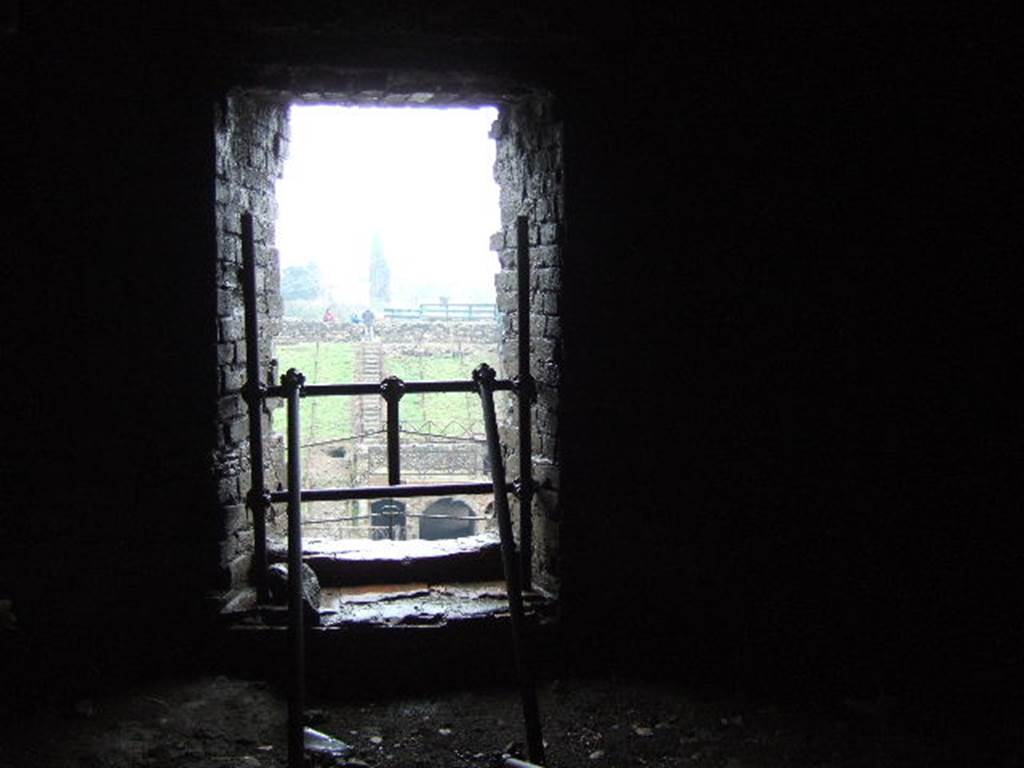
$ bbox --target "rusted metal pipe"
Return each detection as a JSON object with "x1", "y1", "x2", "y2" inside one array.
[
  {"x1": 268, "y1": 481, "x2": 494, "y2": 504},
  {"x1": 282, "y1": 368, "x2": 306, "y2": 768},
  {"x1": 381, "y1": 376, "x2": 404, "y2": 487},
  {"x1": 240, "y1": 212, "x2": 269, "y2": 603},
  {"x1": 264, "y1": 378, "x2": 516, "y2": 399},
  {"x1": 516, "y1": 215, "x2": 534, "y2": 591},
  {"x1": 475, "y1": 363, "x2": 545, "y2": 766}
]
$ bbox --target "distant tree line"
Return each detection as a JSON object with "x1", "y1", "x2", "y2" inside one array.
[{"x1": 281, "y1": 263, "x2": 322, "y2": 301}]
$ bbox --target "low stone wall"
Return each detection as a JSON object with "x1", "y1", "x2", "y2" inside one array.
[{"x1": 277, "y1": 318, "x2": 499, "y2": 346}]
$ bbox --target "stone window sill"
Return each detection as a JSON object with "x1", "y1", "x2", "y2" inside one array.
[{"x1": 219, "y1": 533, "x2": 553, "y2": 629}]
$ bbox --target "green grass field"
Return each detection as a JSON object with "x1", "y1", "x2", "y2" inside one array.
[
  {"x1": 275, "y1": 342, "x2": 498, "y2": 443},
  {"x1": 275, "y1": 342, "x2": 357, "y2": 443},
  {"x1": 386, "y1": 352, "x2": 496, "y2": 436}
]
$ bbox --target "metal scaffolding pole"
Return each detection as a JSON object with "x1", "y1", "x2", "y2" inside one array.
[
  {"x1": 268, "y1": 481, "x2": 495, "y2": 504},
  {"x1": 282, "y1": 368, "x2": 306, "y2": 768},
  {"x1": 241, "y1": 212, "x2": 270, "y2": 603},
  {"x1": 381, "y1": 376, "x2": 404, "y2": 486},
  {"x1": 476, "y1": 363, "x2": 545, "y2": 766}
]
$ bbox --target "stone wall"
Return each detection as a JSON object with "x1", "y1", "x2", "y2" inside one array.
[
  {"x1": 277, "y1": 318, "x2": 499, "y2": 346},
  {"x1": 211, "y1": 94, "x2": 290, "y2": 589},
  {"x1": 492, "y1": 95, "x2": 564, "y2": 592}
]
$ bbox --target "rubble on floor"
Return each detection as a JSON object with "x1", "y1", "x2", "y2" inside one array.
[{"x1": 3, "y1": 674, "x2": 990, "y2": 768}]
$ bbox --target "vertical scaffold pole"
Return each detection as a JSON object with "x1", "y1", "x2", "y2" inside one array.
[
  {"x1": 516, "y1": 216, "x2": 534, "y2": 591},
  {"x1": 381, "y1": 376, "x2": 405, "y2": 541},
  {"x1": 241, "y1": 212, "x2": 269, "y2": 603},
  {"x1": 381, "y1": 376, "x2": 405, "y2": 487},
  {"x1": 475, "y1": 363, "x2": 545, "y2": 766},
  {"x1": 282, "y1": 368, "x2": 306, "y2": 768}
]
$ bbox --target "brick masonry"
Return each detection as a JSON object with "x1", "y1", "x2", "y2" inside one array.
[
  {"x1": 212, "y1": 94, "x2": 290, "y2": 589},
  {"x1": 491, "y1": 94, "x2": 564, "y2": 593}
]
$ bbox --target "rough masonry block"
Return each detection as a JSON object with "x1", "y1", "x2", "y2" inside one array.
[
  {"x1": 222, "y1": 366, "x2": 246, "y2": 394},
  {"x1": 219, "y1": 315, "x2": 244, "y2": 342}
]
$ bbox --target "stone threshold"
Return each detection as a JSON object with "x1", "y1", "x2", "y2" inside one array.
[
  {"x1": 214, "y1": 584, "x2": 562, "y2": 694},
  {"x1": 223, "y1": 580, "x2": 555, "y2": 629}
]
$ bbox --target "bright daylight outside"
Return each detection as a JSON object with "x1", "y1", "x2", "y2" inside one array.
[{"x1": 274, "y1": 104, "x2": 502, "y2": 543}]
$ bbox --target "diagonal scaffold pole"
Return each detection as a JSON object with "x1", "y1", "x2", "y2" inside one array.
[{"x1": 475, "y1": 363, "x2": 545, "y2": 766}]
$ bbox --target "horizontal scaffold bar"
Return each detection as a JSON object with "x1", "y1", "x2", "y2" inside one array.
[
  {"x1": 268, "y1": 481, "x2": 496, "y2": 504},
  {"x1": 262, "y1": 378, "x2": 516, "y2": 399}
]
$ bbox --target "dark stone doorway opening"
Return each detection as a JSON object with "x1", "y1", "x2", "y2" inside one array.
[{"x1": 420, "y1": 497, "x2": 475, "y2": 540}]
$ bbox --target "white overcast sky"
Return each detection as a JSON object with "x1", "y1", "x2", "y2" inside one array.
[{"x1": 275, "y1": 105, "x2": 501, "y2": 309}]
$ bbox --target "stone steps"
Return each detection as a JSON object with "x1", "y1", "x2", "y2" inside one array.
[{"x1": 358, "y1": 343, "x2": 384, "y2": 434}]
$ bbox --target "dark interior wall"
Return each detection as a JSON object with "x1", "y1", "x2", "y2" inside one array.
[
  {"x1": 554, "y1": 17, "x2": 1019, "y2": 704},
  {"x1": 4, "y1": 5, "x2": 223, "y2": 684},
  {"x1": 3, "y1": 4, "x2": 1017, "y2": 705}
]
